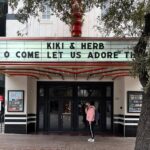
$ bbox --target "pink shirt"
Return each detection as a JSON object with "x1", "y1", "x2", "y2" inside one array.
[{"x1": 86, "y1": 106, "x2": 95, "y2": 122}]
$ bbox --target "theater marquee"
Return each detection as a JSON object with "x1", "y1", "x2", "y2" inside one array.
[{"x1": 0, "y1": 40, "x2": 135, "y2": 62}]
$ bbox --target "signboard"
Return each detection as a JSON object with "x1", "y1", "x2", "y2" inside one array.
[
  {"x1": 127, "y1": 91, "x2": 143, "y2": 113},
  {"x1": 7, "y1": 90, "x2": 24, "y2": 112},
  {"x1": 0, "y1": 40, "x2": 136, "y2": 62}
]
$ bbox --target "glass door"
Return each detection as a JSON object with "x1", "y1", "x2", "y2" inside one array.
[
  {"x1": 48, "y1": 98, "x2": 60, "y2": 130},
  {"x1": 48, "y1": 84, "x2": 73, "y2": 131},
  {"x1": 38, "y1": 87, "x2": 46, "y2": 131},
  {"x1": 61, "y1": 99, "x2": 72, "y2": 130},
  {"x1": 48, "y1": 98, "x2": 72, "y2": 131}
]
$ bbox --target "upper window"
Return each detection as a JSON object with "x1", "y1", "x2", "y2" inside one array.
[
  {"x1": 41, "y1": 5, "x2": 51, "y2": 20},
  {"x1": 101, "y1": 1, "x2": 110, "y2": 18},
  {"x1": 49, "y1": 85, "x2": 73, "y2": 97},
  {"x1": 77, "y1": 85, "x2": 102, "y2": 97}
]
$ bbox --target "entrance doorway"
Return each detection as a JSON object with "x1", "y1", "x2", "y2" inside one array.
[{"x1": 37, "y1": 82, "x2": 113, "y2": 133}]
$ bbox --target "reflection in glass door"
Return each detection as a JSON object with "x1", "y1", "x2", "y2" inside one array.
[
  {"x1": 106, "y1": 101, "x2": 111, "y2": 130},
  {"x1": 78, "y1": 100, "x2": 88, "y2": 130},
  {"x1": 62, "y1": 100, "x2": 72, "y2": 130},
  {"x1": 38, "y1": 87, "x2": 45, "y2": 131},
  {"x1": 48, "y1": 98, "x2": 72, "y2": 131},
  {"x1": 49, "y1": 99, "x2": 59, "y2": 130}
]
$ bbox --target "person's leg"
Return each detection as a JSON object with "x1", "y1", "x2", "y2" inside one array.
[{"x1": 89, "y1": 122, "x2": 94, "y2": 139}]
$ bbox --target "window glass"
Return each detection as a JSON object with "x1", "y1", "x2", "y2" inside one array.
[
  {"x1": 106, "y1": 86, "x2": 111, "y2": 97},
  {"x1": 39, "y1": 105, "x2": 44, "y2": 130},
  {"x1": 106, "y1": 101, "x2": 111, "y2": 130},
  {"x1": 39, "y1": 88, "x2": 44, "y2": 97},
  {"x1": 49, "y1": 100, "x2": 59, "y2": 129},
  {"x1": 77, "y1": 85, "x2": 102, "y2": 97},
  {"x1": 62, "y1": 100, "x2": 72, "y2": 129},
  {"x1": 49, "y1": 85, "x2": 73, "y2": 97},
  {"x1": 42, "y1": 5, "x2": 51, "y2": 19}
]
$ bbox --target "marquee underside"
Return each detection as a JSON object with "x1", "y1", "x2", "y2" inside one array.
[{"x1": 0, "y1": 62, "x2": 131, "y2": 80}]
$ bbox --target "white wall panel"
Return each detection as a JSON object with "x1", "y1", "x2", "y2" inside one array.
[
  {"x1": 114, "y1": 78, "x2": 125, "y2": 115},
  {"x1": 27, "y1": 77, "x2": 37, "y2": 114},
  {"x1": 5, "y1": 76, "x2": 28, "y2": 114},
  {"x1": 124, "y1": 77, "x2": 143, "y2": 115}
]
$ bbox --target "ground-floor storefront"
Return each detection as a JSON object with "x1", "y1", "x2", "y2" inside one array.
[{"x1": 4, "y1": 76, "x2": 142, "y2": 137}]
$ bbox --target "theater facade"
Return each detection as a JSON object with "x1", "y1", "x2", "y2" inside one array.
[{"x1": 1, "y1": 37, "x2": 143, "y2": 137}]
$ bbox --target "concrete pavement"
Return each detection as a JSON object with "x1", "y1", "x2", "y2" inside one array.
[{"x1": 0, "y1": 134, "x2": 135, "y2": 150}]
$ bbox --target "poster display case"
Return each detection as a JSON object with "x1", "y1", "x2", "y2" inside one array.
[
  {"x1": 127, "y1": 91, "x2": 143, "y2": 113},
  {"x1": 7, "y1": 90, "x2": 24, "y2": 112}
]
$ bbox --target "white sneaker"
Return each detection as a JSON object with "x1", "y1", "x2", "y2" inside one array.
[
  {"x1": 88, "y1": 138, "x2": 92, "y2": 142},
  {"x1": 88, "y1": 138, "x2": 95, "y2": 142},
  {"x1": 90, "y1": 139, "x2": 95, "y2": 142}
]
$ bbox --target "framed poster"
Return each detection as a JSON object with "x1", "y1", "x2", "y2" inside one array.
[
  {"x1": 127, "y1": 91, "x2": 143, "y2": 113},
  {"x1": 7, "y1": 90, "x2": 24, "y2": 112}
]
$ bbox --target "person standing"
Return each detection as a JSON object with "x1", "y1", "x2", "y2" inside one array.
[{"x1": 85, "y1": 101, "x2": 95, "y2": 142}]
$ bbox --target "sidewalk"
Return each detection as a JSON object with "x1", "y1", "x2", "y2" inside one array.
[{"x1": 0, "y1": 134, "x2": 135, "y2": 150}]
